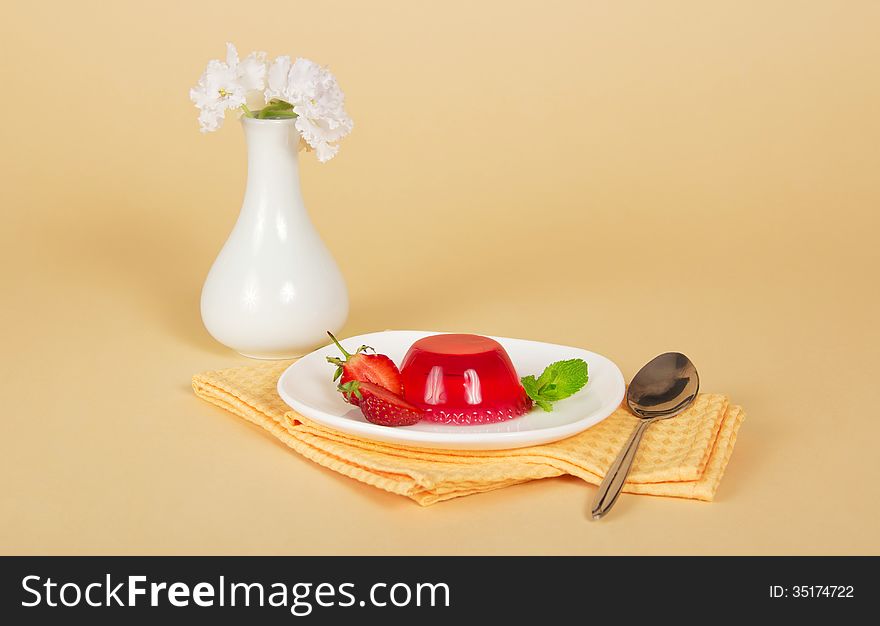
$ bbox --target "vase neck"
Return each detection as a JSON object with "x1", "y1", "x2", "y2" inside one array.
[{"x1": 240, "y1": 118, "x2": 306, "y2": 220}]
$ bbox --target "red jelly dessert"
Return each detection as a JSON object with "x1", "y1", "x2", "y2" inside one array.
[{"x1": 400, "y1": 334, "x2": 533, "y2": 424}]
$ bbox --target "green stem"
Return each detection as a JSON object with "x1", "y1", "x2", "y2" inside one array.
[
  {"x1": 327, "y1": 332, "x2": 352, "y2": 359},
  {"x1": 240, "y1": 104, "x2": 253, "y2": 118}
]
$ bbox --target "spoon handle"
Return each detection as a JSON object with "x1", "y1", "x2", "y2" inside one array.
[{"x1": 591, "y1": 419, "x2": 653, "y2": 520}]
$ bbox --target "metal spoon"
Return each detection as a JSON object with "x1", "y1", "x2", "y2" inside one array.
[{"x1": 590, "y1": 352, "x2": 700, "y2": 520}]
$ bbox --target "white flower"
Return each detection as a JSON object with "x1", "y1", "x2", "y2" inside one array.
[
  {"x1": 265, "y1": 55, "x2": 292, "y2": 101},
  {"x1": 190, "y1": 43, "x2": 267, "y2": 132},
  {"x1": 193, "y1": 46, "x2": 353, "y2": 161},
  {"x1": 230, "y1": 44, "x2": 267, "y2": 93},
  {"x1": 266, "y1": 56, "x2": 353, "y2": 162}
]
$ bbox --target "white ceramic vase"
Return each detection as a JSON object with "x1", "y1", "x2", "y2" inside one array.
[{"x1": 200, "y1": 117, "x2": 349, "y2": 359}]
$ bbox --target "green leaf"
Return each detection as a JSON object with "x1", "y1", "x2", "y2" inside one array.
[
  {"x1": 520, "y1": 375, "x2": 539, "y2": 398},
  {"x1": 537, "y1": 359, "x2": 589, "y2": 400},
  {"x1": 338, "y1": 380, "x2": 362, "y2": 402},
  {"x1": 259, "y1": 109, "x2": 297, "y2": 119},
  {"x1": 521, "y1": 358, "x2": 589, "y2": 412},
  {"x1": 535, "y1": 398, "x2": 554, "y2": 412},
  {"x1": 267, "y1": 98, "x2": 294, "y2": 110},
  {"x1": 256, "y1": 100, "x2": 298, "y2": 119}
]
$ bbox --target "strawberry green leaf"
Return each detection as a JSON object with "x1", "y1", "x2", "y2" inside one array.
[{"x1": 338, "y1": 380, "x2": 363, "y2": 401}]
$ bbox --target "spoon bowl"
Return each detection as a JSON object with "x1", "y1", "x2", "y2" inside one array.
[{"x1": 627, "y1": 352, "x2": 700, "y2": 420}]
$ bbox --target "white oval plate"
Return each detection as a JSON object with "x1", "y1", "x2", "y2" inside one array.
[{"x1": 277, "y1": 330, "x2": 625, "y2": 450}]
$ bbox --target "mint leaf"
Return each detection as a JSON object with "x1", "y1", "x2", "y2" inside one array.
[
  {"x1": 521, "y1": 359, "x2": 588, "y2": 411},
  {"x1": 520, "y1": 375, "x2": 539, "y2": 398},
  {"x1": 535, "y1": 398, "x2": 554, "y2": 412},
  {"x1": 535, "y1": 359, "x2": 588, "y2": 400}
]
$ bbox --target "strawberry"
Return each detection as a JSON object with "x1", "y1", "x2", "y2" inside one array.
[
  {"x1": 325, "y1": 332, "x2": 403, "y2": 403},
  {"x1": 338, "y1": 381, "x2": 423, "y2": 427}
]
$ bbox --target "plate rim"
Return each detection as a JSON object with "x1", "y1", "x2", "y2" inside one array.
[{"x1": 276, "y1": 330, "x2": 625, "y2": 450}]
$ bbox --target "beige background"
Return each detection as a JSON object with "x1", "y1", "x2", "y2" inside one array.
[{"x1": 1, "y1": 1, "x2": 878, "y2": 555}]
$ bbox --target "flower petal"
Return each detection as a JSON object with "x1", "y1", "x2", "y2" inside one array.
[
  {"x1": 266, "y1": 55, "x2": 292, "y2": 102},
  {"x1": 238, "y1": 50, "x2": 267, "y2": 92},
  {"x1": 225, "y1": 42, "x2": 239, "y2": 68}
]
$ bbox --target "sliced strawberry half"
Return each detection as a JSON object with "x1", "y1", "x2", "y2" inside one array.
[
  {"x1": 338, "y1": 381, "x2": 423, "y2": 427},
  {"x1": 325, "y1": 332, "x2": 403, "y2": 403}
]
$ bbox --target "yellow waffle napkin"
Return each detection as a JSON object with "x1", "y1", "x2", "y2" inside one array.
[{"x1": 192, "y1": 361, "x2": 745, "y2": 506}]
